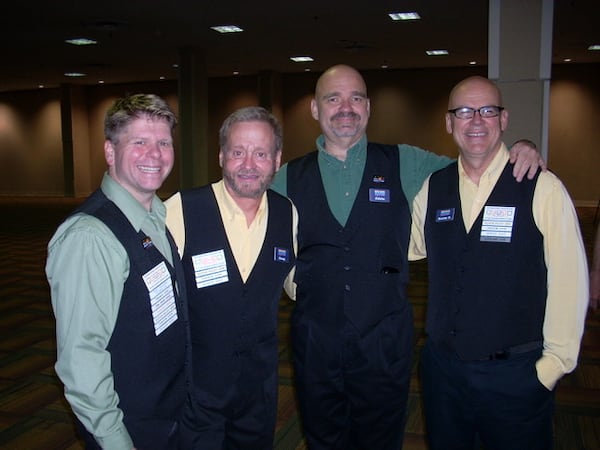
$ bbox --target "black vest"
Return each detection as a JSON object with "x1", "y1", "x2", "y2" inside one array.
[
  {"x1": 424, "y1": 161, "x2": 547, "y2": 360},
  {"x1": 180, "y1": 186, "x2": 295, "y2": 396},
  {"x1": 286, "y1": 143, "x2": 411, "y2": 334},
  {"x1": 75, "y1": 190, "x2": 190, "y2": 447}
]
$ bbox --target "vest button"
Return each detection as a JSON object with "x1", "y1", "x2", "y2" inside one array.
[
  {"x1": 344, "y1": 284, "x2": 351, "y2": 291},
  {"x1": 344, "y1": 265, "x2": 351, "y2": 271}
]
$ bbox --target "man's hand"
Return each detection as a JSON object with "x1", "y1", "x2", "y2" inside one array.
[{"x1": 509, "y1": 139, "x2": 547, "y2": 182}]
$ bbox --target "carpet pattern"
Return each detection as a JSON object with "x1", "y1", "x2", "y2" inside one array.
[{"x1": 0, "y1": 198, "x2": 598, "y2": 449}]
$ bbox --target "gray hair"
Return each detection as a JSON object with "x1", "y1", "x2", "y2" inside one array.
[
  {"x1": 104, "y1": 93, "x2": 177, "y2": 143},
  {"x1": 219, "y1": 106, "x2": 283, "y2": 153}
]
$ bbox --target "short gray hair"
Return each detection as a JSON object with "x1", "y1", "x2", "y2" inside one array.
[{"x1": 219, "y1": 106, "x2": 282, "y2": 153}]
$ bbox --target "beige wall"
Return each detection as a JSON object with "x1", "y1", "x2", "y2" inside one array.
[{"x1": 0, "y1": 64, "x2": 597, "y2": 204}]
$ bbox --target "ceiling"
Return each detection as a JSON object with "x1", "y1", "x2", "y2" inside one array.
[{"x1": 0, "y1": 0, "x2": 598, "y2": 93}]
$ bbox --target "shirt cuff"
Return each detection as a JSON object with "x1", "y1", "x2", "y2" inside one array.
[
  {"x1": 96, "y1": 424, "x2": 134, "y2": 450},
  {"x1": 535, "y1": 353, "x2": 565, "y2": 390}
]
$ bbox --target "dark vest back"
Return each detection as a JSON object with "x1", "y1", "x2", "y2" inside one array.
[
  {"x1": 180, "y1": 186, "x2": 295, "y2": 394},
  {"x1": 74, "y1": 190, "x2": 190, "y2": 446},
  {"x1": 424, "y1": 161, "x2": 547, "y2": 360},
  {"x1": 286, "y1": 143, "x2": 411, "y2": 334}
]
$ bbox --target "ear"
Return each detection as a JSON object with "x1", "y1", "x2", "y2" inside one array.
[
  {"x1": 310, "y1": 98, "x2": 319, "y2": 121},
  {"x1": 104, "y1": 140, "x2": 115, "y2": 166},
  {"x1": 445, "y1": 113, "x2": 453, "y2": 134},
  {"x1": 218, "y1": 149, "x2": 224, "y2": 168},
  {"x1": 274, "y1": 151, "x2": 282, "y2": 172},
  {"x1": 500, "y1": 109, "x2": 509, "y2": 132}
]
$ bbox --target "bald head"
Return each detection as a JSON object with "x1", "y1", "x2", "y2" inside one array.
[
  {"x1": 448, "y1": 76, "x2": 503, "y2": 110},
  {"x1": 315, "y1": 65, "x2": 368, "y2": 98},
  {"x1": 311, "y1": 65, "x2": 371, "y2": 156}
]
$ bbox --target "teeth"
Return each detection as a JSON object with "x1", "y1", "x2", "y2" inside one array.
[{"x1": 139, "y1": 166, "x2": 160, "y2": 173}]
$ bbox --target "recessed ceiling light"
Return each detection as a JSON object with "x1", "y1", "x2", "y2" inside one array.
[
  {"x1": 588, "y1": 44, "x2": 600, "y2": 51},
  {"x1": 65, "y1": 38, "x2": 97, "y2": 46},
  {"x1": 290, "y1": 56, "x2": 314, "y2": 62},
  {"x1": 426, "y1": 50, "x2": 449, "y2": 56},
  {"x1": 563, "y1": 58, "x2": 572, "y2": 62},
  {"x1": 38, "y1": 85, "x2": 44, "y2": 89},
  {"x1": 233, "y1": 71, "x2": 240, "y2": 75},
  {"x1": 64, "y1": 72, "x2": 86, "y2": 77},
  {"x1": 211, "y1": 25, "x2": 243, "y2": 33},
  {"x1": 469, "y1": 61, "x2": 477, "y2": 65},
  {"x1": 388, "y1": 12, "x2": 421, "y2": 21}
]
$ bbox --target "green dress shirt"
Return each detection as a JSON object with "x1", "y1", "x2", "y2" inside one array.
[{"x1": 46, "y1": 173, "x2": 172, "y2": 450}]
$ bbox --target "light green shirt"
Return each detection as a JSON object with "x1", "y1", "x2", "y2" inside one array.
[
  {"x1": 270, "y1": 134, "x2": 453, "y2": 225},
  {"x1": 46, "y1": 173, "x2": 171, "y2": 450}
]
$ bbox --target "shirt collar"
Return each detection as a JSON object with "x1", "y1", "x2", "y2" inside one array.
[
  {"x1": 315, "y1": 134, "x2": 368, "y2": 167},
  {"x1": 212, "y1": 179, "x2": 268, "y2": 225},
  {"x1": 458, "y1": 142, "x2": 509, "y2": 183},
  {"x1": 100, "y1": 172, "x2": 166, "y2": 232}
]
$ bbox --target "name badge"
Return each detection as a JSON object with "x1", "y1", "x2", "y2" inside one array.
[
  {"x1": 192, "y1": 249, "x2": 229, "y2": 289},
  {"x1": 142, "y1": 262, "x2": 178, "y2": 336},
  {"x1": 274, "y1": 246, "x2": 290, "y2": 263},
  {"x1": 369, "y1": 188, "x2": 390, "y2": 203},
  {"x1": 480, "y1": 206, "x2": 516, "y2": 243},
  {"x1": 435, "y1": 208, "x2": 455, "y2": 222}
]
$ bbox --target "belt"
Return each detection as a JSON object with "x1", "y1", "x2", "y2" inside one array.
[{"x1": 480, "y1": 340, "x2": 543, "y2": 361}]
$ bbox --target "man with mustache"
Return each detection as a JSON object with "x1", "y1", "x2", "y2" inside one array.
[
  {"x1": 270, "y1": 64, "x2": 544, "y2": 449},
  {"x1": 166, "y1": 106, "x2": 297, "y2": 449}
]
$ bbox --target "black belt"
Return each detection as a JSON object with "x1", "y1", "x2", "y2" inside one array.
[{"x1": 479, "y1": 340, "x2": 543, "y2": 361}]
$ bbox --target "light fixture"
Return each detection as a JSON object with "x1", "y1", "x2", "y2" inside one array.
[
  {"x1": 588, "y1": 44, "x2": 600, "y2": 51},
  {"x1": 469, "y1": 61, "x2": 477, "y2": 65},
  {"x1": 563, "y1": 58, "x2": 572, "y2": 62},
  {"x1": 426, "y1": 50, "x2": 449, "y2": 56},
  {"x1": 65, "y1": 38, "x2": 97, "y2": 46},
  {"x1": 211, "y1": 25, "x2": 243, "y2": 33},
  {"x1": 64, "y1": 72, "x2": 86, "y2": 77},
  {"x1": 290, "y1": 56, "x2": 314, "y2": 62},
  {"x1": 388, "y1": 12, "x2": 421, "y2": 21}
]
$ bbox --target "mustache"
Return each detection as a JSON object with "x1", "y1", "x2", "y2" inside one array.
[{"x1": 331, "y1": 111, "x2": 361, "y2": 121}]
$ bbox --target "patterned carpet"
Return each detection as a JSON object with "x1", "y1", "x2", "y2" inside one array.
[{"x1": 0, "y1": 198, "x2": 598, "y2": 449}]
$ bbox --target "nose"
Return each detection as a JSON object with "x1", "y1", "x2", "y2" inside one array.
[
  {"x1": 241, "y1": 151, "x2": 255, "y2": 168},
  {"x1": 147, "y1": 142, "x2": 162, "y2": 158},
  {"x1": 471, "y1": 110, "x2": 484, "y2": 123}
]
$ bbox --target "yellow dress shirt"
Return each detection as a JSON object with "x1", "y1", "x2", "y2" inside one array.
[
  {"x1": 166, "y1": 180, "x2": 297, "y2": 285},
  {"x1": 409, "y1": 144, "x2": 589, "y2": 390}
]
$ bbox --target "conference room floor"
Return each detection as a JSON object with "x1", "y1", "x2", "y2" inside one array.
[{"x1": 0, "y1": 197, "x2": 598, "y2": 450}]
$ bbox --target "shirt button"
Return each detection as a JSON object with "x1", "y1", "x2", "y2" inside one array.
[{"x1": 345, "y1": 284, "x2": 351, "y2": 292}]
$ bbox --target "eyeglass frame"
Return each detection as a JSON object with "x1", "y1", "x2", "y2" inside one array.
[{"x1": 447, "y1": 105, "x2": 505, "y2": 119}]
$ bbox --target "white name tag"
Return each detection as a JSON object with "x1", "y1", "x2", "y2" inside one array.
[
  {"x1": 480, "y1": 206, "x2": 516, "y2": 243},
  {"x1": 142, "y1": 261, "x2": 178, "y2": 336},
  {"x1": 192, "y1": 249, "x2": 229, "y2": 289}
]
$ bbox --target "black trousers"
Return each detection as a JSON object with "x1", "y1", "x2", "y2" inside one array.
[
  {"x1": 291, "y1": 310, "x2": 414, "y2": 450},
  {"x1": 421, "y1": 341, "x2": 554, "y2": 450}
]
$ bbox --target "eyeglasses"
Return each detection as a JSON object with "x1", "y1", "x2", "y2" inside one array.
[{"x1": 447, "y1": 105, "x2": 504, "y2": 119}]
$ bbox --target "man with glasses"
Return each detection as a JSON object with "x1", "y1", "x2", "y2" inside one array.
[
  {"x1": 270, "y1": 64, "x2": 544, "y2": 449},
  {"x1": 409, "y1": 76, "x2": 589, "y2": 449}
]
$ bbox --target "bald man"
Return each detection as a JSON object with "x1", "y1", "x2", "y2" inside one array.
[{"x1": 409, "y1": 76, "x2": 588, "y2": 449}]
